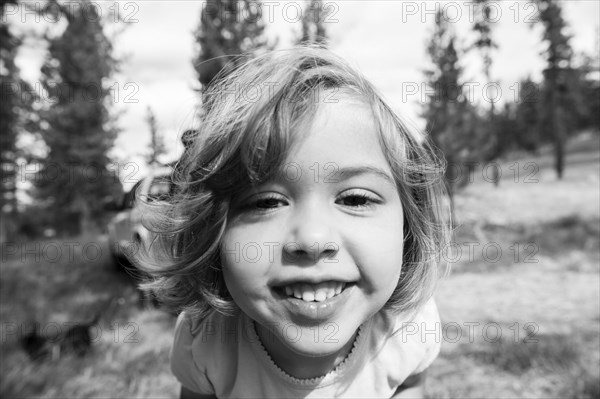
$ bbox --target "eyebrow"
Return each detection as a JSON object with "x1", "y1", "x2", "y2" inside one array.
[{"x1": 332, "y1": 165, "x2": 396, "y2": 186}]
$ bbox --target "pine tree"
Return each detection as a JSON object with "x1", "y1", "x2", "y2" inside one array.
[
  {"x1": 297, "y1": 0, "x2": 328, "y2": 45},
  {"x1": 470, "y1": 0, "x2": 500, "y2": 184},
  {"x1": 575, "y1": 52, "x2": 600, "y2": 131},
  {"x1": 193, "y1": 0, "x2": 269, "y2": 93},
  {"x1": 535, "y1": 0, "x2": 577, "y2": 179},
  {"x1": 1, "y1": 0, "x2": 35, "y2": 241},
  {"x1": 423, "y1": 11, "x2": 473, "y2": 198},
  {"x1": 36, "y1": 0, "x2": 121, "y2": 235},
  {"x1": 511, "y1": 77, "x2": 542, "y2": 152},
  {"x1": 146, "y1": 106, "x2": 166, "y2": 166}
]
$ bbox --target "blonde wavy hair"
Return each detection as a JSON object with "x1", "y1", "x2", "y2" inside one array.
[{"x1": 134, "y1": 45, "x2": 450, "y2": 320}]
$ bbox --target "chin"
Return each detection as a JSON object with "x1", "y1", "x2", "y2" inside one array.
[{"x1": 278, "y1": 325, "x2": 359, "y2": 358}]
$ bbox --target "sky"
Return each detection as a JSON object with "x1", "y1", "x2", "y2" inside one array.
[{"x1": 8, "y1": 0, "x2": 600, "y2": 186}]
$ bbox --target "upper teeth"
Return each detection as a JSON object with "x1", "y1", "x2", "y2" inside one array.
[{"x1": 283, "y1": 282, "x2": 346, "y2": 302}]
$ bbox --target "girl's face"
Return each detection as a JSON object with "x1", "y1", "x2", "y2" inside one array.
[{"x1": 221, "y1": 95, "x2": 404, "y2": 372}]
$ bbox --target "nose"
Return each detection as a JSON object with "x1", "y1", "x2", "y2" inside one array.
[{"x1": 283, "y1": 199, "x2": 339, "y2": 263}]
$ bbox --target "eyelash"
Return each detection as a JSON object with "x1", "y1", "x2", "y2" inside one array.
[
  {"x1": 336, "y1": 191, "x2": 381, "y2": 209},
  {"x1": 244, "y1": 190, "x2": 381, "y2": 213},
  {"x1": 252, "y1": 194, "x2": 287, "y2": 211}
]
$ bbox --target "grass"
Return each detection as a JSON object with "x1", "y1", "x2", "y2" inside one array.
[
  {"x1": 431, "y1": 330, "x2": 598, "y2": 398},
  {"x1": 456, "y1": 332, "x2": 581, "y2": 374},
  {"x1": 1, "y1": 133, "x2": 599, "y2": 398},
  {"x1": 425, "y1": 133, "x2": 600, "y2": 398},
  {"x1": 0, "y1": 234, "x2": 179, "y2": 398}
]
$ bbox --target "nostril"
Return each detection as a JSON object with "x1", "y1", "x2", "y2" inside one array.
[
  {"x1": 323, "y1": 242, "x2": 339, "y2": 253},
  {"x1": 282, "y1": 240, "x2": 340, "y2": 264}
]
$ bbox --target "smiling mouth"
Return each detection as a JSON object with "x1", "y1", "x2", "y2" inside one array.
[{"x1": 277, "y1": 281, "x2": 351, "y2": 303}]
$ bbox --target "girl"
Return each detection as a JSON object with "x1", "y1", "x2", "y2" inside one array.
[{"x1": 136, "y1": 46, "x2": 450, "y2": 398}]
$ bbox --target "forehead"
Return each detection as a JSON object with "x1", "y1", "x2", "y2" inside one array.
[{"x1": 284, "y1": 95, "x2": 389, "y2": 172}]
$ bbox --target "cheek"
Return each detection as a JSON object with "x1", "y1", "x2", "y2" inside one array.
[
  {"x1": 220, "y1": 230, "x2": 246, "y2": 293},
  {"x1": 220, "y1": 229, "x2": 272, "y2": 296},
  {"x1": 221, "y1": 252, "x2": 260, "y2": 308},
  {"x1": 221, "y1": 244, "x2": 253, "y2": 284},
  {"x1": 351, "y1": 217, "x2": 404, "y2": 290}
]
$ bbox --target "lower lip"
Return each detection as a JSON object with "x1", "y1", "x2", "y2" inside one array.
[{"x1": 273, "y1": 285, "x2": 355, "y2": 325}]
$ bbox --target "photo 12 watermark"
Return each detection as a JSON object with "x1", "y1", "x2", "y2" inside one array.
[
  {"x1": 402, "y1": 80, "x2": 541, "y2": 105},
  {"x1": 399, "y1": 321, "x2": 540, "y2": 344},
  {"x1": 1, "y1": 81, "x2": 140, "y2": 106},
  {"x1": 2, "y1": 161, "x2": 143, "y2": 185},
  {"x1": 200, "y1": 0, "x2": 339, "y2": 24},
  {"x1": 445, "y1": 161, "x2": 540, "y2": 185},
  {"x1": 400, "y1": 1, "x2": 540, "y2": 24},
  {"x1": 1, "y1": 1, "x2": 140, "y2": 24},
  {"x1": 1, "y1": 321, "x2": 140, "y2": 344}
]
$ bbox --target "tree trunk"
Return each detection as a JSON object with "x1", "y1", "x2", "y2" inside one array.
[
  {"x1": 546, "y1": 67, "x2": 566, "y2": 180},
  {"x1": 490, "y1": 101, "x2": 501, "y2": 187},
  {"x1": 555, "y1": 134, "x2": 565, "y2": 179},
  {"x1": 76, "y1": 195, "x2": 94, "y2": 236},
  {"x1": 444, "y1": 157, "x2": 457, "y2": 229},
  {"x1": 0, "y1": 213, "x2": 6, "y2": 244}
]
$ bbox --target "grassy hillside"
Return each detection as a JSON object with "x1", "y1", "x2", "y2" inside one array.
[{"x1": 429, "y1": 133, "x2": 599, "y2": 398}]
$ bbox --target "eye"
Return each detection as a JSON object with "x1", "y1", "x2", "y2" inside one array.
[
  {"x1": 244, "y1": 193, "x2": 288, "y2": 212},
  {"x1": 336, "y1": 190, "x2": 382, "y2": 209}
]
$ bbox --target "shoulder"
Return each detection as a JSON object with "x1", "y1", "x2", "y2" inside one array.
[
  {"x1": 377, "y1": 297, "x2": 440, "y2": 338},
  {"x1": 171, "y1": 311, "x2": 240, "y2": 395},
  {"x1": 398, "y1": 298, "x2": 441, "y2": 374},
  {"x1": 371, "y1": 298, "x2": 442, "y2": 381},
  {"x1": 404, "y1": 297, "x2": 440, "y2": 331}
]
